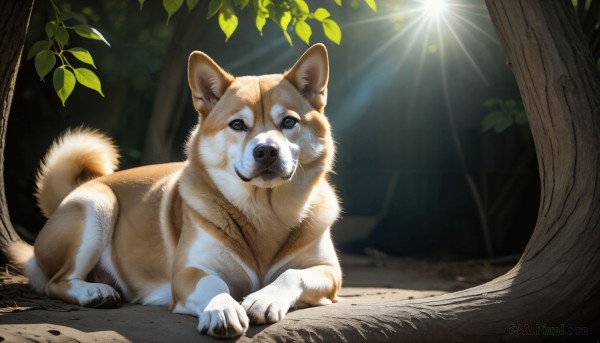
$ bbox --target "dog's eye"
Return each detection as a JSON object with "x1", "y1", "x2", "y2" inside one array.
[
  {"x1": 280, "y1": 116, "x2": 298, "y2": 129},
  {"x1": 229, "y1": 119, "x2": 247, "y2": 131}
]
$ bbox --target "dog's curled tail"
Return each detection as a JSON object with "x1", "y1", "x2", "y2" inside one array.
[
  {"x1": 35, "y1": 128, "x2": 119, "y2": 218},
  {"x1": 6, "y1": 241, "x2": 48, "y2": 293}
]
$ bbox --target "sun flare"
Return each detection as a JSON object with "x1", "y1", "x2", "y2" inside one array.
[{"x1": 421, "y1": 0, "x2": 449, "y2": 19}]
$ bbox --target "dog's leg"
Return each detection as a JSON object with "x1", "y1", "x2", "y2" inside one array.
[
  {"x1": 36, "y1": 183, "x2": 121, "y2": 308},
  {"x1": 241, "y1": 264, "x2": 341, "y2": 324},
  {"x1": 46, "y1": 278, "x2": 121, "y2": 308},
  {"x1": 171, "y1": 267, "x2": 249, "y2": 338}
]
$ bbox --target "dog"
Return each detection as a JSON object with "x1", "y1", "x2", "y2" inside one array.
[{"x1": 8, "y1": 43, "x2": 342, "y2": 338}]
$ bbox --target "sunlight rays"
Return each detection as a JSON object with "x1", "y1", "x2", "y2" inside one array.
[
  {"x1": 339, "y1": 0, "x2": 494, "y2": 87},
  {"x1": 420, "y1": 0, "x2": 449, "y2": 19},
  {"x1": 327, "y1": 0, "x2": 500, "y2": 133}
]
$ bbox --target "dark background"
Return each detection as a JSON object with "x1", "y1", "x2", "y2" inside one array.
[{"x1": 5, "y1": 0, "x2": 539, "y2": 260}]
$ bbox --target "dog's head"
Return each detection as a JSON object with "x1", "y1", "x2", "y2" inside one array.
[{"x1": 187, "y1": 44, "x2": 334, "y2": 190}]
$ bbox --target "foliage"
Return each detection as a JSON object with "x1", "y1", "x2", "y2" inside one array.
[
  {"x1": 481, "y1": 98, "x2": 527, "y2": 134},
  {"x1": 153, "y1": 0, "x2": 377, "y2": 45},
  {"x1": 480, "y1": 0, "x2": 598, "y2": 134},
  {"x1": 28, "y1": 0, "x2": 109, "y2": 106},
  {"x1": 478, "y1": 0, "x2": 592, "y2": 249},
  {"x1": 29, "y1": 0, "x2": 376, "y2": 105}
]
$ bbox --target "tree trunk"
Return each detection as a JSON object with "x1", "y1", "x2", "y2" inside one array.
[
  {"x1": 237, "y1": 1, "x2": 600, "y2": 341},
  {"x1": 0, "y1": 0, "x2": 34, "y2": 253}
]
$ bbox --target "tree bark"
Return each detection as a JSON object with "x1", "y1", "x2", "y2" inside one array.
[
  {"x1": 0, "y1": 0, "x2": 34, "y2": 253},
  {"x1": 235, "y1": 1, "x2": 600, "y2": 341}
]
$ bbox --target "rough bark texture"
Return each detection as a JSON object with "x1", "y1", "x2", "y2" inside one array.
[
  {"x1": 0, "y1": 0, "x2": 34, "y2": 253},
  {"x1": 232, "y1": 1, "x2": 600, "y2": 341}
]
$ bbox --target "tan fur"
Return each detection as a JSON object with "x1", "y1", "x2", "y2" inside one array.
[
  {"x1": 6, "y1": 241, "x2": 34, "y2": 272},
  {"x1": 10, "y1": 44, "x2": 341, "y2": 338},
  {"x1": 35, "y1": 128, "x2": 119, "y2": 218},
  {"x1": 171, "y1": 266, "x2": 207, "y2": 308}
]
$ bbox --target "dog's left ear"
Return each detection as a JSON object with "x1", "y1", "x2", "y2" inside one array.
[
  {"x1": 284, "y1": 43, "x2": 329, "y2": 113},
  {"x1": 188, "y1": 51, "x2": 234, "y2": 116}
]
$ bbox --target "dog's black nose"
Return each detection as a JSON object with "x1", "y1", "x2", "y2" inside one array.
[{"x1": 253, "y1": 144, "x2": 279, "y2": 165}]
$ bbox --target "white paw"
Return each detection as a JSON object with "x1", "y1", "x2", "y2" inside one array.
[
  {"x1": 241, "y1": 286, "x2": 293, "y2": 324},
  {"x1": 198, "y1": 293, "x2": 249, "y2": 338},
  {"x1": 72, "y1": 282, "x2": 121, "y2": 308}
]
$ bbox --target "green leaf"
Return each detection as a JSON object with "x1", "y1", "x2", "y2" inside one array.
[
  {"x1": 66, "y1": 48, "x2": 96, "y2": 68},
  {"x1": 481, "y1": 112, "x2": 500, "y2": 132},
  {"x1": 219, "y1": 10, "x2": 239, "y2": 41},
  {"x1": 283, "y1": 29, "x2": 293, "y2": 46},
  {"x1": 207, "y1": 0, "x2": 223, "y2": 18},
  {"x1": 294, "y1": 0, "x2": 309, "y2": 15},
  {"x1": 34, "y1": 50, "x2": 56, "y2": 80},
  {"x1": 73, "y1": 67, "x2": 104, "y2": 97},
  {"x1": 322, "y1": 19, "x2": 341, "y2": 45},
  {"x1": 27, "y1": 40, "x2": 50, "y2": 61},
  {"x1": 186, "y1": 0, "x2": 200, "y2": 11},
  {"x1": 55, "y1": 26, "x2": 69, "y2": 48},
  {"x1": 279, "y1": 11, "x2": 291, "y2": 30},
  {"x1": 163, "y1": 0, "x2": 184, "y2": 24},
  {"x1": 255, "y1": 11, "x2": 267, "y2": 34},
  {"x1": 314, "y1": 8, "x2": 330, "y2": 21},
  {"x1": 294, "y1": 20, "x2": 312, "y2": 44},
  {"x1": 482, "y1": 111, "x2": 512, "y2": 133},
  {"x1": 73, "y1": 25, "x2": 111, "y2": 46},
  {"x1": 45, "y1": 21, "x2": 57, "y2": 39},
  {"x1": 138, "y1": 0, "x2": 145, "y2": 10},
  {"x1": 364, "y1": 0, "x2": 377, "y2": 11},
  {"x1": 53, "y1": 66, "x2": 76, "y2": 106},
  {"x1": 494, "y1": 117, "x2": 513, "y2": 133}
]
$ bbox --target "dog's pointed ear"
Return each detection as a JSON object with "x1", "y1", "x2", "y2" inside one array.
[
  {"x1": 188, "y1": 51, "x2": 234, "y2": 116},
  {"x1": 284, "y1": 43, "x2": 329, "y2": 113}
]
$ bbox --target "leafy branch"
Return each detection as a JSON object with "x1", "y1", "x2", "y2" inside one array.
[
  {"x1": 28, "y1": 0, "x2": 109, "y2": 106},
  {"x1": 28, "y1": 0, "x2": 376, "y2": 106},
  {"x1": 157, "y1": 0, "x2": 377, "y2": 45}
]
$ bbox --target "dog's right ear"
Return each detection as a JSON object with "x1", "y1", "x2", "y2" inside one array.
[{"x1": 188, "y1": 51, "x2": 234, "y2": 116}]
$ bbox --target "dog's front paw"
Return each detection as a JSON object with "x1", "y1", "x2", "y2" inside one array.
[
  {"x1": 198, "y1": 293, "x2": 249, "y2": 338},
  {"x1": 241, "y1": 286, "x2": 293, "y2": 324}
]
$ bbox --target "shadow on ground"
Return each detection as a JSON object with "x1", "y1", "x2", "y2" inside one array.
[{"x1": 0, "y1": 254, "x2": 511, "y2": 342}]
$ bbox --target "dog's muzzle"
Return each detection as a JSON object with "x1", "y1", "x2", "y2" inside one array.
[{"x1": 235, "y1": 144, "x2": 294, "y2": 183}]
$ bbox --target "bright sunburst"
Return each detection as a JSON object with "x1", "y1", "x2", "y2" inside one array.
[
  {"x1": 334, "y1": 0, "x2": 499, "y2": 129},
  {"x1": 421, "y1": 0, "x2": 449, "y2": 19},
  {"x1": 342, "y1": 0, "x2": 495, "y2": 83}
]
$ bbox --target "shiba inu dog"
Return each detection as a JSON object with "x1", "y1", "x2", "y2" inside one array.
[{"x1": 8, "y1": 44, "x2": 341, "y2": 338}]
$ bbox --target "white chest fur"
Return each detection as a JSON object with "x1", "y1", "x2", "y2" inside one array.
[{"x1": 186, "y1": 229, "x2": 261, "y2": 299}]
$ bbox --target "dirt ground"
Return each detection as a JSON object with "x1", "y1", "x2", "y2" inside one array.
[{"x1": 0, "y1": 254, "x2": 512, "y2": 342}]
